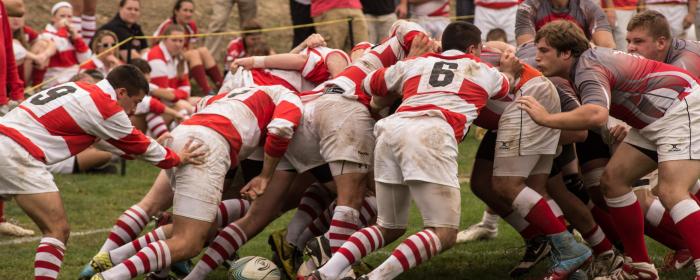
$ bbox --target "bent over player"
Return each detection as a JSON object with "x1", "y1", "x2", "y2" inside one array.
[{"x1": 0, "y1": 65, "x2": 204, "y2": 280}]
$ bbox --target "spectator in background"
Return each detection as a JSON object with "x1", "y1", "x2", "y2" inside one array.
[
  {"x1": 96, "y1": 0, "x2": 148, "y2": 60},
  {"x1": 409, "y1": 0, "x2": 450, "y2": 39},
  {"x1": 290, "y1": 0, "x2": 316, "y2": 48},
  {"x1": 473, "y1": 0, "x2": 519, "y2": 45},
  {"x1": 153, "y1": 0, "x2": 224, "y2": 95},
  {"x1": 224, "y1": 19, "x2": 275, "y2": 73},
  {"x1": 204, "y1": 0, "x2": 257, "y2": 61},
  {"x1": 311, "y1": 0, "x2": 368, "y2": 51},
  {"x1": 80, "y1": 30, "x2": 123, "y2": 77},
  {"x1": 70, "y1": 0, "x2": 97, "y2": 42},
  {"x1": 147, "y1": 24, "x2": 196, "y2": 115},
  {"x1": 9, "y1": 13, "x2": 55, "y2": 86},
  {"x1": 34, "y1": 1, "x2": 91, "y2": 87},
  {"x1": 361, "y1": 0, "x2": 407, "y2": 44},
  {"x1": 602, "y1": 0, "x2": 636, "y2": 50},
  {"x1": 0, "y1": 0, "x2": 35, "y2": 238},
  {"x1": 643, "y1": 0, "x2": 696, "y2": 38}
]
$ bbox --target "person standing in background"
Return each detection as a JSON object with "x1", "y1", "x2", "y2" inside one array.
[
  {"x1": 204, "y1": 0, "x2": 257, "y2": 61},
  {"x1": 641, "y1": 0, "x2": 696, "y2": 38},
  {"x1": 290, "y1": 0, "x2": 316, "y2": 48},
  {"x1": 457, "y1": 0, "x2": 476, "y2": 23},
  {"x1": 409, "y1": 0, "x2": 450, "y2": 38},
  {"x1": 361, "y1": 0, "x2": 407, "y2": 44},
  {"x1": 311, "y1": 0, "x2": 368, "y2": 52},
  {"x1": 602, "y1": 0, "x2": 637, "y2": 50},
  {"x1": 70, "y1": 0, "x2": 97, "y2": 42}
]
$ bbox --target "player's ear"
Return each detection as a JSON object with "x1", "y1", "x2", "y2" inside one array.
[{"x1": 115, "y1": 88, "x2": 129, "y2": 98}]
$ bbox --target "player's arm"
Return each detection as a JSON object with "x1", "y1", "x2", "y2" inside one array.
[
  {"x1": 363, "y1": 61, "x2": 407, "y2": 116},
  {"x1": 685, "y1": 0, "x2": 697, "y2": 29},
  {"x1": 232, "y1": 54, "x2": 308, "y2": 71},
  {"x1": 515, "y1": 2, "x2": 537, "y2": 46},
  {"x1": 589, "y1": 2, "x2": 616, "y2": 48},
  {"x1": 241, "y1": 91, "x2": 303, "y2": 200},
  {"x1": 518, "y1": 99, "x2": 608, "y2": 129},
  {"x1": 559, "y1": 129, "x2": 588, "y2": 144},
  {"x1": 290, "y1": 33, "x2": 326, "y2": 54}
]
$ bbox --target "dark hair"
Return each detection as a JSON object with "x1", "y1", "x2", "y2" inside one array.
[
  {"x1": 535, "y1": 20, "x2": 590, "y2": 57},
  {"x1": 172, "y1": 0, "x2": 194, "y2": 23},
  {"x1": 441, "y1": 22, "x2": 482, "y2": 53},
  {"x1": 106, "y1": 64, "x2": 149, "y2": 97},
  {"x1": 627, "y1": 10, "x2": 671, "y2": 40},
  {"x1": 486, "y1": 28, "x2": 508, "y2": 43},
  {"x1": 129, "y1": 58, "x2": 151, "y2": 74},
  {"x1": 83, "y1": 69, "x2": 105, "y2": 80},
  {"x1": 119, "y1": 0, "x2": 139, "y2": 7}
]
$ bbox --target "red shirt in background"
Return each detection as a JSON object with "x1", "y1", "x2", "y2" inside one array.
[
  {"x1": 0, "y1": 1, "x2": 25, "y2": 105},
  {"x1": 310, "y1": 0, "x2": 363, "y2": 17}
]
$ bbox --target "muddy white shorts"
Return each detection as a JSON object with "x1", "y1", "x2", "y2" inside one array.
[
  {"x1": 623, "y1": 91, "x2": 700, "y2": 162},
  {"x1": 374, "y1": 114, "x2": 459, "y2": 188},
  {"x1": 168, "y1": 125, "x2": 231, "y2": 222},
  {"x1": 0, "y1": 135, "x2": 58, "y2": 197},
  {"x1": 376, "y1": 181, "x2": 461, "y2": 229}
]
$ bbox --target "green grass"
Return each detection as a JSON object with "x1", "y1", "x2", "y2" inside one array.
[{"x1": 0, "y1": 135, "x2": 694, "y2": 279}]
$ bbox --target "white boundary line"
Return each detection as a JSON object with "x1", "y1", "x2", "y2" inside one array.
[{"x1": 0, "y1": 228, "x2": 111, "y2": 246}]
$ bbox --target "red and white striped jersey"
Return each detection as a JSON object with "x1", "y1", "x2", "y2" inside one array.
[
  {"x1": 38, "y1": 24, "x2": 91, "y2": 85},
  {"x1": 184, "y1": 85, "x2": 303, "y2": 165},
  {"x1": 0, "y1": 80, "x2": 180, "y2": 168},
  {"x1": 222, "y1": 46, "x2": 350, "y2": 93},
  {"x1": 475, "y1": 0, "x2": 522, "y2": 9},
  {"x1": 134, "y1": 95, "x2": 166, "y2": 116},
  {"x1": 225, "y1": 37, "x2": 246, "y2": 71},
  {"x1": 300, "y1": 21, "x2": 428, "y2": 106},
  {"x1": 410, "y1": 0, "x2": 450, "y2": 17},
  {"x1": 147, "y1": 42, "x2": 191, "y2": 102},
  {"x1": 153, "y1": 18, "x2": 199, "y2": 48},
  {"x1": 363, "y1": 50, "x2": 511, "y2": 141}
]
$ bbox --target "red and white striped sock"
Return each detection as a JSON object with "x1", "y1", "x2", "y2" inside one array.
[
  {"x1": 583, "y1": 225, "x2": 613, "y2": 255},
  {"x1": 99, "y1": 205, "x2": 150, "y2": 253},
  {"x1": 216, "y1": 199, "x2": 251, "y2": 229},
  {"x1": 512, "y1": 187, "x2": 566, "y2": 235},
  {"x1": 110, "y1": 227, "x2": 167, "y2": 265},
  {"x1": 605, "y1": 191, "x2": 650, "y2": 263},
  {"x1": 644, "y1": 198, "x2": 687, "y2": 250},
  {"x1": 296, "y1": 201, "x2": 335, "y2": 247},
  {"x1": 547, "y1": 199, "x2": 566, "y2": 225},
  {"x1": 34, "y1": 237, "x2": 65, "y2": 280},
  {"x1": 146, "y1": 113, "x2": 169, "y2": 139},
  {"x1": 324, "y1": 205, "x2": 361, "y2": 253},
  {"x1": 101, "y1": 240, "x2": 171, "y2": 279},
  {"x1": 80, "y1": 15, "x2": 96, "y2": 41},
  {"x1": 285, "y1": 184, "x2": 333, "y2": 247},
  {"x1": 503, "y1": 211, "x2": 540, "y2": 240},
  {"x1": 319, "y1": 226, "x2": 385, "y2": 279},
  {"x1": 366, "y1": 229, "x2": 441, "y2": 280},
  {"x1": 186, "y1": 223, "x2": 247, "y2": 279},
  {"x1": 359, "y1": 196, "x2": 377, "y2": 227},
  {"x1": 670, "y1": 199, "x2": 700, "y2": 261}
]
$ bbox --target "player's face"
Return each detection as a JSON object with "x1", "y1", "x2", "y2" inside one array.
[
  {"x1": 117, "y1": 88, "x2": 145, "y2": 116},
  {"x1": 97, "y1": 35, "x2": 117, "y2": 56},
  {"x1": 535, "y1": 39, "x2": 566, "y2": 77},
  {"x1": 8, "y1": 16, "x2": 23, "y2": 32},
  {"x1": 119, "y1": 0, "x2": 141, "y2": 25},
  {"x1": 164, "y1": 32, "x2": 186, "y2": 55},
  {"x1": 175, "y1": 2, "x2": 194, "y2": 23},
  {"x1": 626, "y1": 28, "x2": 664, "y2": 61}
]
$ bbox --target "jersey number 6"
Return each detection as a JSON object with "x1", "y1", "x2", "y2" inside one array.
[{"x1": 429, "y1": 62, "x2": 458, "y2": 87}]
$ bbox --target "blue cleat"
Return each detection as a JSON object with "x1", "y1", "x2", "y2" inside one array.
[{"x1": 544, "y1": 232, "x2": 593, "y2": 280}]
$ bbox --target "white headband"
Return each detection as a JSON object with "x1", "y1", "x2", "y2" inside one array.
[{"x1": 51, "y1": 1, "x2": 72, "y2": 15}]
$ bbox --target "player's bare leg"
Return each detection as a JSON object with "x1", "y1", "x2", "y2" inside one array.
[
  {"x1": 15, "y1": 192, "x2": 70, "y2": 280},
  {"x1": 598, "y1": 142, "x2": 658, "y2": 278}
]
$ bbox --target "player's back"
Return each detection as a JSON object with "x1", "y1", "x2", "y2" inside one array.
[{"x1": 575, "y1": 47, "x2": 700, "y2": 127}]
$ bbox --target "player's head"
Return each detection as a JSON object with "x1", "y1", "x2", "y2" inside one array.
[
  {"x1": 107, "y1": 64, "x2": 149, "y2": 115},
  {"x1": 162, "y1": 24, "x2": 186, "y2": 56},
  {"x1": 71, "y1": 70, "x2": 104, "y2": 84},
  {"x1": 486, "y1": 28, "x2": 508, "y2": 43},
  {"x1": 534, "y1": 20, "x2": 589, "y2": 77},
  {"x1": 441, "y1": 22, "x2": 482, "y2": 56},
  {"x1": 172, "y1": 0, "x2": 194, "y2": 24},
  {"x1": 242, "y1": 19, "x2": 271, "y2": 56},
  {"x1": 626, "y1": 10, "x2": 671, "y2": 61},
  {"x1": 51, "y1": 1, "x2": 72, "y2": 28},
  {"x1": 129, "y1": 58, "x2": 152, "y2": 79}
]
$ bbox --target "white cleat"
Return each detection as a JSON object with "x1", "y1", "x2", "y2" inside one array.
[
  {"x1": 0, "y1": 221, "x2": 35, "y2": 237},
  {"x1": 456, "y1": 223, "x2": 498, "y2": 243}
]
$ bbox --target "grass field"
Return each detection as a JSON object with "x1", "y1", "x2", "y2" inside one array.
[{"x1": 0, "y1": 135, "x2": 695, "y2": 280}]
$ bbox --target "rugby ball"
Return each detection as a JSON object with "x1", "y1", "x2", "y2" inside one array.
[{"x1": 227, "y1": 256, "x2": 281, "y2": 280}]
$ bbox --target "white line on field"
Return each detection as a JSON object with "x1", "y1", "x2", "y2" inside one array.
[{"x1": 0, "y1": 228, "x2": 111, "y2": 246}]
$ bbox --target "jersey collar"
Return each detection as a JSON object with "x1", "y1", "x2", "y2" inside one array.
[{"x1": 96, "y1": 79, "x2": 118, "y2": 100}]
